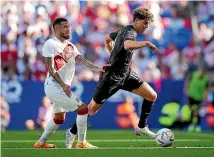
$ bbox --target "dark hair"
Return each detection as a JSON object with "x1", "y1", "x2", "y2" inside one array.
[
  {"x1": 133, "y1": 7, "x2": 154, "y2": 22},
  {"x1": 52, "y1": 18, "x2": 68, "y2": 30}
]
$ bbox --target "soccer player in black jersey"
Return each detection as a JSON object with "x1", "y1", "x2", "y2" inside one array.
[{"x1": 65, "y1": 7, "x2": 159, "y2": 148}]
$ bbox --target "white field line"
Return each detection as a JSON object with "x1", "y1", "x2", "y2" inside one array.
[
  {"x1": 1, "y1": 139, "x2": 209, "y2": 143},
  {"x1": 1, "y1": 147, "x2": 214, "y2": 150}
]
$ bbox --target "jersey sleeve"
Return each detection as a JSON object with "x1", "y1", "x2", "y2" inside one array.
[
  {"x1": 42, "y1": 41, "x2": 55, "y2": 57},
  {"x1": 110, "y1": 31, "x2": 118, "y2": 40},
  {"x1": 124, "y1": 29, "x2": 136, "y2": 41}
]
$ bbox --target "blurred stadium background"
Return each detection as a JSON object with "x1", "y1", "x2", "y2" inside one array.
[{"x1": 1, "y1": 0, "x2": 214, "y2": 156}]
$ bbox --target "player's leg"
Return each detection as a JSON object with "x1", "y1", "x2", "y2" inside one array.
[
  {"x1": 68, "y1": 86, "x2": 119, "y2": 139},
  {"x1": 67, "y1": 103, "x2": 96, "y2": 147},
  {"x1": 187, "y1": 97, "x2": 201, "y2": 132},
  {"x1": 61, "y1": 94, "x2": 97, "y2": 149},
  {"x1": 187, "y1": 97, "x2": 194, "y2": 131},
  {"x1": 87, "y1": 99, "x2": 103, "y2": 116},
  {"x1": 132, "y1": 82, "x2": 157, "y2": 138},
  {"x1": 65, "y1": 104, "x2": 91, "y2": 148},
  {"x1": 34, "y1": 112, "x2": 66, "y2": 148},
  {"x1": 88, "y1": 85, "x2": 120, "y2": 115},
  {"x1": 133, "y1": 82, "x2": 157, "y2": 126},
  {"x1": 121, "y1": 71, "x2": 157, "y2": 138},
  {"x1": 34, "y1": 83, "x2": 67, "y2": 148},
  {"x1": 67, "y1": 99, "x2": 101, "y2": 140},
  {"x1": 74, "y1": 103, "x2": 98, "y2": 148}
]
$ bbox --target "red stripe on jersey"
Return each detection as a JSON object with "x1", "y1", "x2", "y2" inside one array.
[
  {"x1": 54, "y1": 55, "x2": 67, "y2": 71},
  {"x1": 53, "y1": 43, "x2": 75, "y2": 71}
]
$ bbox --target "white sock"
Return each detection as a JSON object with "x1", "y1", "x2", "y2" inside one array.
[
  {"x1": 38, "y1": 120, "x2": 60, "y2": 145},
  {"x1": 76, "y1": 114, "x2": 88, "y2": 143}
]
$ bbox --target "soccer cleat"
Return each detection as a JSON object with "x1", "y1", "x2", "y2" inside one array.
[
  {"x1": 75, "y1": 141, "x2": 98, "y2": 149},
  {"x1": 65, "y1": 129, "x2": 76, "y2": 148},
  {"x1": 187, "y1": 124, "x2": 195, "y2": 132},
  {"x1": 33, "y1": 141, "x2": 56, "y2": 148},
  {"x1": 195, "y1": 126, "x2": 202, "y2": 132},
  {"x1": 135, "y1": 126, "x2": 157, "y2": 139}
]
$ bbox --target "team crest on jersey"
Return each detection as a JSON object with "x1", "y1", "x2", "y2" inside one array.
[
  {"x1": 62, "y1": 43, "x2": 74, "y2": 61},
  {"x1": 54, "y1": 43, "x2": 74, "y2": 71}
]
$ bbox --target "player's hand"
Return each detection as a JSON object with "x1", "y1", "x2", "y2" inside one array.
[
  {"x1": 147, "y1": 42, "x2": 159, "y2": 52},
  {"x1": 62, "y1": 84, "x2": 71, "y2": 97},
  {"x1": 96, "y1": 64, "x2": 111, "y2": 72}
]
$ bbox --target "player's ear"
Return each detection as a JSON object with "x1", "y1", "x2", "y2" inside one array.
[
  {"x1": 54, "y1": 25, "x2": 59, "y2": 32},
  {"x1": 133, "y1": 18, "x2": 140, "y2": 25}
]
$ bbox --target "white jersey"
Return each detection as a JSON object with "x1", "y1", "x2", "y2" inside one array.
[{"x1": 42, "y1": 37, "x2": 80, "y2": 85}]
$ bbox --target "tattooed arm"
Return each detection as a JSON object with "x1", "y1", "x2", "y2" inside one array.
[
  {"x1": 75, "y1": 55, "x2": 110, "y2": 72},
  {"x1": 43, "y1": 57, "x2": 71, "y2": 97},
  {"x1": 75, "y1": 55, "x2": 101, "y2": 72},
  {"x1": 43, "y1": 57, "x2": 64, "y2": 86}
]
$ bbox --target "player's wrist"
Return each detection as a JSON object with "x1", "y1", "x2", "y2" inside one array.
[
  {"x1": 60, "y1": 82, "x2": 66, "y2": 88},
  {"x1": 92, "y1": 65, "x2": 100, "y2": 72},
  {"x1": 144, "y1": 41, "x2": 151, "y2": 46}
]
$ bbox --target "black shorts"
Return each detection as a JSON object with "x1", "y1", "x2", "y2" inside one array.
[
  {"x1": 93, "y1": 71, "x2": 143, "y2": 104},
  {"x1": 188, "y1": 97, "x2": 201, "y2": 107}
]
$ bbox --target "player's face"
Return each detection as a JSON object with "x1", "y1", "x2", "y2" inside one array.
[
  {"x1": 58, "y1": 21, "x2": 71, "y2": 39},
  {"x1": 199, "y1": 68, "x2": 204, "y2": 77},
  {"x1": 136, "y1": 19, "x2": 149, "y2": 33}
]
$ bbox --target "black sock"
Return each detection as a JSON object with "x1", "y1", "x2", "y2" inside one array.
[
  {"x1": 70, "y1": 122, "x2": 77, "y2": 135},
  {"x1": 70, "y1": 115, "x2": 90, "y2": 135},
  {"x1": 138, "y1": 99, "x2": 154, "y2": 128}
]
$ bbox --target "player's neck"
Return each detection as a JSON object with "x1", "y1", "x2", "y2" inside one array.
[
  {"x1": 55, "y1": 36, "x2": 67, "y2": 43},
  {"x1": 131, "y1": 23, "x2": 137, "y2": 32}
]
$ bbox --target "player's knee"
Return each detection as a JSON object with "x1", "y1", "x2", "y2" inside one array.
[
  {"x1": 76, "y1": 104, "x2": 88, "y2": 115},
  {"x1": 149, "y1": 91, "x2": 157, "y2": 102},
  {"x1": 53, "y1": 117, "x2": 65, "y2": 124},
  {"x1": 88, "y1": 105, "x2": 97, "y2": 116}
]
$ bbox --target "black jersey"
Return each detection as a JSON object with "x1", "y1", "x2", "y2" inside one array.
[
  {"x1": 106, "y1": 25, "x2": 137, "y2": 79},
  {"x1": 93, "y1": 25, "x2": 143, "y2": 104}
]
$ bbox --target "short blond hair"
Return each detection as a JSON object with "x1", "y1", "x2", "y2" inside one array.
[{"x1": 133, "y1": 7, "x2": 154, "y2": 22}]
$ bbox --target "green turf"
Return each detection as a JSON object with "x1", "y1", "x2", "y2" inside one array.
[{"x1": 1, "y1": 130, "x2": 214, "y2": 157}]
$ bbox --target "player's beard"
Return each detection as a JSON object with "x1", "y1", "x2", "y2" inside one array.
[{"x1": 60, "y1": 32, "x2": 70, "y2": 40}]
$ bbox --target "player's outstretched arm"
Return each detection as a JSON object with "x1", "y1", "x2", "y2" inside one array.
[
  {"x1": 43, "y1": 57, "x2": 71, "y2": 97},
  {"x1": 124, "y1": 40, "x2": 158, "y2": 52},
  {"x1": 104, "y1": 34, "x2": 113, "y2": 54},
  {"x1": 75, "y1": 54, "x2": 110, "y2": 72}
]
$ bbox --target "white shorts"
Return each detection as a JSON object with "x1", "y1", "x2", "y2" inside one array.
[{"x1": 44, "y1": 81, "x2": 83, "y2": 113}]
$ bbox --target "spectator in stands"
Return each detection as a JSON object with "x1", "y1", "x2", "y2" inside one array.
[
  {"x1": 1, "y1": 96, "x2": 10, "y2": 132},
  {"x1": 25, "y1": 96, "x2": 53, "y2": 130},
  {"x1": 182, "y1": 41, "x2": 200, "y2": 65},
  {"x1": 204, "y1": 36, "x2": 214, "y2": 70},
  {"x1": 199, "y1": 23, "x2": 213, "y2": 43},
  {"x1": 116, "y1": 96, "x2": 139, "y2": 129},
  {"x1": 0, "y1": 1, "x2": 213, "y2": 83}
]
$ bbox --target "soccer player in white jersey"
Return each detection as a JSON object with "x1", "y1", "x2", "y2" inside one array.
[{"x1": 33, "y1": 18, "x2": 109, "y2": 149}]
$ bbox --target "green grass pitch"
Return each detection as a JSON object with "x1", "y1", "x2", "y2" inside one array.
[{"x1": 1, "y1": 130, "x2": 214, "y2": 157}]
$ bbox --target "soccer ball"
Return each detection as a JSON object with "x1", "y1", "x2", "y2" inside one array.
[{"x1": 155, "y1": 128, "x2": 175, "y2": 147}]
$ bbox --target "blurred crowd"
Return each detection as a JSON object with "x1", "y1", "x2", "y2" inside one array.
[
  {"x1": 1, "y1": 96, "x2": 10, "y2": 131},
  {"x1": 1, "y1": 0, "x2": 214, "y2": 83},
  {"x1": 25, "y1": 96, "x2": 53, "y2": 130}
]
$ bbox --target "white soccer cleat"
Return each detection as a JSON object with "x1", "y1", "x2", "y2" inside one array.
[
  {"x1": 65, "y1": 129, "x2": 76, "y2": 148},
  {"x1": 75, "y1": 141, "x2": 98, "y2": 149},
  {"x1": 135, "y1": 126, "x2": 157, "y2": 139}
]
